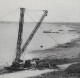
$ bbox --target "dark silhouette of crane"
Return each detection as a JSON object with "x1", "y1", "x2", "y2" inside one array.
[{"x1": 7, "y1": 8, "x2": 48, "y2": 70}]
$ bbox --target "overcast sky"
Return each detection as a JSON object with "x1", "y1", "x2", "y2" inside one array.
[{"x1": 0, "y1": 0, "x2": 80, "y2": 22}]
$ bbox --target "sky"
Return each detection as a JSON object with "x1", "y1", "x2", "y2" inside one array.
[{"x1": 0, "y1": 0, "x2": 80, "y2": 22}]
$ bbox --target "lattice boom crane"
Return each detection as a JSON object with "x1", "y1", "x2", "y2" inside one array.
[{"x1": 11, "y1": 8, "x2": 48, "y2": 69}]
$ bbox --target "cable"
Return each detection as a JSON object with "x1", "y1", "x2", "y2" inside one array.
[
  {"x1": 25, "y1": 10, "x2": 58, "y2": 44},
  {"x1": 26, "y1": 10, "x2": 43, "y2": 21},
  {"x1": 25, "y1": 7, "x2": 43, "y2": 12},
  {"x1": 29, "y1": 10, "x2": 42, "y2": 18},
  {"x1": 39, "y1": 26, "x2": 58, "y2": 44},
  {"x1": 25, "y1": 11, "x2": 37, "y2": 23},
  {"x1": 28, "y1": 10, "x2": 48, "y2": 22}
]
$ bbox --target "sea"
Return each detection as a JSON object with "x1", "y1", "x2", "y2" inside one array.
[{"x1": 0, "y1": 22, "x2": 80, "y2": 66}]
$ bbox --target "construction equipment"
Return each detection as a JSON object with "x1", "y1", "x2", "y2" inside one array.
[{"x1": 5, "y1": 8, "x2": 48, "y2": 70}]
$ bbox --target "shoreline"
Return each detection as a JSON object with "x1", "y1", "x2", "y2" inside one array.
[{"x1": 0, "y1": 69, "x2": 58, "y2": 78}]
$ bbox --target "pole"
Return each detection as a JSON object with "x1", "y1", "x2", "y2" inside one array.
[{"x1": 15, "y1": 8, "x2": 25, "y2": 62}]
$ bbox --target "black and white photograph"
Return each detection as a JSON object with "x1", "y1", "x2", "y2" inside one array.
[{"x1": 0, "y1": 0, "x2": 80, "y2": 78}]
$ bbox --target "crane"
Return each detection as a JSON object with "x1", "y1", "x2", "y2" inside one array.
[{"x1": 6, "y1": 8, "x2": 48, "y2": 70}]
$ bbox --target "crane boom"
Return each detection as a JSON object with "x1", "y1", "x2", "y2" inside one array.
[{"x1": 22, "y1": 10, "x2": 48, "y2": 52}]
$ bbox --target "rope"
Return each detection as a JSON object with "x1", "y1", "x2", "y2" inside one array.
[
  {"x1": 40, "y1": 27, "x2": 58, "y2": 44},
  {"x1": 27, "y1": 9, "x2": 48, "y2": 22},
  {"x1": 26, "y1": 9, "x2": 43, "y2": 20},
  {"x1": 28, "y1": 10, "x2": 42, "y2": 17},
  {"x1": 25, "y1": 7, "x2": 43, "y2": 12},
  {"x1": 26, "y1": 8, "x2": 42, "y2": 11},
  {"x1": 25, "y1": 11, "x2": 37, "y2": 23},
  {"x1": 25, "y1": 11, "x2": 58, "y2": 44},
  {"x1": 25, "y1": 10, "x2": 58, "y2": 44}
]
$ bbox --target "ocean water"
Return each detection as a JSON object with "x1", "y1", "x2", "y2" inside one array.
[{"x1": 0, "y1": 22, "x2": 79, "y2": 66}]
